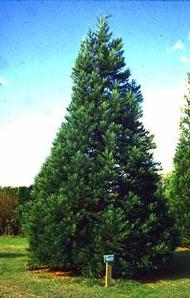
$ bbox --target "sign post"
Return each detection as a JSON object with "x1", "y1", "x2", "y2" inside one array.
[{"x1": 104, "y1": 255, "x2": 114, "y2": 287}]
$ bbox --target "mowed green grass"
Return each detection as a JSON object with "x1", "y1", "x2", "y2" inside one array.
[{"x1": 1, "y1": 237, "x2": 190, "y2": 298}]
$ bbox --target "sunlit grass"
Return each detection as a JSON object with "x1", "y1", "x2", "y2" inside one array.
[{"x1": 1, "y1": 236, "x2": 190, "y2": 297}]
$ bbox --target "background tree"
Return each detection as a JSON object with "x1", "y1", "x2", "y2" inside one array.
[
  {"x1": 0, "y1": 187, "x2": 19, "y2": 235},
  {"x1": 0, "y1": 186, "x2": 32, "y2": 235},
  {"x1": 25, "y1": 17, "x2": 177, "y2": 277},
  {"x1": 166, "y1": 73, "x2": 190, "y2": 244}
]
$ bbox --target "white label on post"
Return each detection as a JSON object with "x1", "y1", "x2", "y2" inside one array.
[{"x1": 104, "y1": 255, "x2": 114, "y2": 263}]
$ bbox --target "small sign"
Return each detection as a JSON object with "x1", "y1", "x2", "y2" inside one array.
[{"x1": 104, "y1": 254, "x2": 114, "y2": 263}]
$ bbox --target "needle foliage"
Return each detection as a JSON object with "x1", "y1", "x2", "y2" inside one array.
[{"x1": 25, "y1": 17, "x2": 177, "y2": 277}]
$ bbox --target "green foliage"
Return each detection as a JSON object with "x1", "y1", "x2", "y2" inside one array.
[
  {"x1": 165, "y1": 74, "x2": 190, "y2": 243},
  {"x1": 17, "y1": 186, "x2": 33, "y2": 226},
  {"x1": 17, "y1": 186, "x2": 32, "y2": 206},
  {"x1": 26, "y1": 16, "x2": 177, "y2": 277}
]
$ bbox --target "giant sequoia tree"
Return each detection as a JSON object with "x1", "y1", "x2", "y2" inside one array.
[
  {"x1": 166, "y1": 74, "x2": 190, "y2": 243},
  {"x1": 26, "y1": 17, "x2": 177, "y2": 277}
]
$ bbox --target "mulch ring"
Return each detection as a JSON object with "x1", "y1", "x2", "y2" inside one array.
[{"x1": 34, "y1": 268, "x2": 77, "y2": 280}]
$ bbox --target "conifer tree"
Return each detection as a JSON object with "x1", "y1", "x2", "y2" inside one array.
[
  {"x1": 166, "y1": 73, "x2": 190, "y2": 243},
  {"x1": 26, "y1": 17, "x2": 177, "y2": 277}
]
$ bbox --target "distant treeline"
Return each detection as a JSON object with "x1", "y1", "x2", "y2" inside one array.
[{"x1": 0, "y1": 186, "x2": 32, "y2": 235}]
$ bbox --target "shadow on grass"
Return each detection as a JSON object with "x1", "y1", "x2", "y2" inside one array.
[
  {"x1": 0, "y1": 252, "x2": 26, "y2": 258},
  {"x1": 138, "y1": 249, "x2": 190, "y2": 283}
]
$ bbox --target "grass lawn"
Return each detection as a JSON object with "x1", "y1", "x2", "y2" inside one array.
[{"x1": 1, "y1": 237, "x2": 190, "y2": 297}]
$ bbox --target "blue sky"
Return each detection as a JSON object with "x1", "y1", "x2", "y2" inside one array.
[{"x1": 0, "y1": 1, "x2": 190, "y2": 186}]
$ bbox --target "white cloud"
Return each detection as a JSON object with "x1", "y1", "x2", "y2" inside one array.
[
  {"x1": 0, "y1": 76, "x2": 9, "y2": 86},
  {"x1": 171, "y1": 40, "x2": 184, "y2": 51},
  {"x1": 0, "y1": 105, "x2": 65, "y2": 186},
  {"x1": 143, "y1": 80, "x2": 185, "y2": 173},
  {"x1": 180, "y1": 56, "x2": 190, "y2": 64},
  {"x1": 0, "y1": 80, "x2": 186, "y2": 184}
]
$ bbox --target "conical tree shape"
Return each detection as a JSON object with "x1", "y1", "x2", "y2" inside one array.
[
  {"x1": 26, "y1": 17, "x2": 177, "y2": 277},
  {"x1": 166, "y1": 73, "x2": 190, "y2": 243}
]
